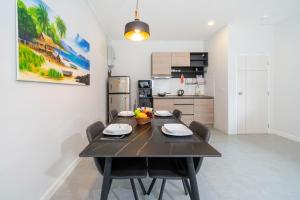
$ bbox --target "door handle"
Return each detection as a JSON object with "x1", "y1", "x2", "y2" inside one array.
[{"x1": 238, "y1": 92, "x2": 243, "y2": 95}]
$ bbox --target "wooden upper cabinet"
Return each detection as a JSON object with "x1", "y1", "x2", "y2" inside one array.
[
  {"x1": 171, "y1": 52, "x2": 190, "y2": 67},
  {"x1": 151, "y1": 52, "x2": 172, "y2": 76}
]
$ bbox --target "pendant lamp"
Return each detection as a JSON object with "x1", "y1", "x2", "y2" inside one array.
[{"x1": 124, "y1": 0, "x2": 150, "y2": 41}]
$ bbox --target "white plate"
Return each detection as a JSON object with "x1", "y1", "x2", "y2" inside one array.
[
  {"x1": 118, "y1": 111, "x2": 135, "y2": 117},
  {"x1": 164, "y1": 124, "x2": 189, "y2": 132},
  {"x1": 161, "y1": 126, "x2": 193, "y2": 136},
  {"x1": 103, "y1": 124, "x2": 132, "y2": 136},
  {"x1": 154, "y1": 110, "x2": 173, "y2": 117}
]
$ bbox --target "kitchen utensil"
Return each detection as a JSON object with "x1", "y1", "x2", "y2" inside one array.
[
  {"x1": 100, "y1": 135, "x2": 126, "y2": 140},
  {"x1": 180, "y1": 74, "x2": 185, "y2": 84}
]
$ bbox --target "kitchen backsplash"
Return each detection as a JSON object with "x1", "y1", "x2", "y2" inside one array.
[{"x1": 152, "y1": 78, "x2": 205, "y2": 95}]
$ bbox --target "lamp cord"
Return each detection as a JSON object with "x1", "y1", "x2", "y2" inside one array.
[
  {"x1": 136, "y1": 0, "x2": 139, "y2": 12},
  {"x1": 135, "y1": 0, "x2": 140, "y2": 19}
]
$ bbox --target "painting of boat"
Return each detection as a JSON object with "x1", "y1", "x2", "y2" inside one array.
[
  {"x1": 62, "y1": 70, "x2": 73, "y2": 77},
  {"x1": 17, "y1": 0, "x2": 91, "y2": 85}
]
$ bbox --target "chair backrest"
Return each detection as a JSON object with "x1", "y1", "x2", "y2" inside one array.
[
  {"x1": 173, "y1": 109, "x2": 182, "y2": 120},
  {"x1": 109, "y1": 109, "x2": 118, "y2": 122},
  {"x1": 86, "y1": 121, "x2": 105, "y2": 143},
  {"x1": 86, "y1": 121, "x2": 105, "y2": 174},
  {"x1": 189, "y1": 121, "x2": 211, "y2": 173}
]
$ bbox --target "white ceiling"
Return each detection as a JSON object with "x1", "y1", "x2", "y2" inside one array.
[{"x1": 87, "y1": 0, "x2": 300, "y2": 40}]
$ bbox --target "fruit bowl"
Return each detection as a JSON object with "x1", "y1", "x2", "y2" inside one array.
[
  {"x1": 134, "y1": 107, "x2": 153, "y2": 125},
  {"x1": 135, "y1": 117, "x2": 151, "y2": 125}
]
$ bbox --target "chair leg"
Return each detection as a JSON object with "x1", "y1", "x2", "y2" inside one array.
[
  {"x1": 158, "y1": 179, "x2": 166, "y2": 200},
  {"x1": 182, "y1": 179, "x2": 188, "y2": 195},
  {"x1": 130, "y1": 179, "x2": 139, "y2": 200},
  {"x1": 108, "y1": 179, "x2": 113, "y2": 192},
  {"x1": 146, "y1": 178, "x2": 157, "y2": 195},
  {"x1": 183, "y1": 179, "x2": 193, "y2": 200},
  {"x1": 137, "y1": 178, "x2": 147, "y2": 195},
  {"x1": 100, "y1": 158, "x2": 112, "y2": 200}
]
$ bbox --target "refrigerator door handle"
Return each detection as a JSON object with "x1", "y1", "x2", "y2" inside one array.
[
  {"x1": 124, "y1": 96, "x2": 126, "y2": 110},
  {"x1": 110, "y1": 96, "x2": 112, "y2": 104}
]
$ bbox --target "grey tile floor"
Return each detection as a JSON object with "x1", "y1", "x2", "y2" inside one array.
[{"x1": 51, "y1": 130, "x2": 300, "y2": 200}]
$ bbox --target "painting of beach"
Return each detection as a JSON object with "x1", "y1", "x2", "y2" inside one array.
[{"x1": 17, "y1": 0, "x2": 90, "y2": 85}]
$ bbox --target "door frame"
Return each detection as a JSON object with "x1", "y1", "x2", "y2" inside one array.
[{"x1": 235, "y1": 54, "x2": 271, "y2": 134}]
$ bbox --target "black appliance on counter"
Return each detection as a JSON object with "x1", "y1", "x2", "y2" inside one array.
[{"x1": 138, "y1": 80, "x2": 153, "y2": 108}]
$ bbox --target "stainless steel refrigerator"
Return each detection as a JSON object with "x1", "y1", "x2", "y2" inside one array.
[{"x1": 108, "y1": 76, "x2": 131, "y2": 121}]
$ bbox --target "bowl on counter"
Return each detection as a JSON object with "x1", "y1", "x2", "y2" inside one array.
[{"x1": 157, "y1": 92, "x2": 171, "y2": 97}]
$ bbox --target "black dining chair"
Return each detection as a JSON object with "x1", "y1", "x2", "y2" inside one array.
[
  {"x1": 86, "y1": 121, "x2": 147, "y2": 200},
  {"x1": 146, "y1": 121, "x2": 211, "y2": 200},
  {"x1": 109, "y1": 109, "x2": 119, "y2": 122},
  {"x1": 173, "y1": 109, "x2": 182, "y2": 120}
]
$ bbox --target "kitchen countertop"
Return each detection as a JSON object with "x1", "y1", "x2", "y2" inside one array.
[{"x1": 152, "y1": 95, "x2": 214, "y2": 99}]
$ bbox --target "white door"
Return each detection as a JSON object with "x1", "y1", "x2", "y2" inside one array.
[{"x1": 237, "y1": 55, "x2": 269, "y2": 134}]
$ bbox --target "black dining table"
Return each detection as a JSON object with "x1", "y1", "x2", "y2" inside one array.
[{"x1": 79, "y1": 116, "x2": 221, "y2": 200}]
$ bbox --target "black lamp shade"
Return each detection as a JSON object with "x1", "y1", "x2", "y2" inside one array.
[{"x1": 124, "y1": 19, "x2": 150, "y2": 41}]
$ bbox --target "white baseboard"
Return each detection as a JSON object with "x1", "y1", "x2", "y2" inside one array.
[
  {"x1": 270, "y1": 129, "x2": 300, "y2": 143},
  {"x1": 40, "y1": 157, "x2": 81, "y2": 200}
]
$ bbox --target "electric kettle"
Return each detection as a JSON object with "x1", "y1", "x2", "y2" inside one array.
[{"x1": 177, "y1": 89, "x2": 184, "y2": 96}]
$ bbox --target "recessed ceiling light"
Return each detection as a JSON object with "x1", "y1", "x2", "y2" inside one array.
[{"x1": 208, "y1": 21, "x2": 215, "y2": 26}]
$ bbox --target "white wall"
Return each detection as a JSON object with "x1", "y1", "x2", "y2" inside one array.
[
  {"x1": 227, "y1": 18, "x2": 274, "y2": 134},
  {"x1": 0, "y1": 0, "x2": 107, "y2": 199},
  {"x1": 205, "y1": 19, "x2": 274, "y2": 134},
  {"x1": 110, "y1": 40, "x2": 204, "y2": 107},
  {"x1": 152, "y1": 78, "x2": 205, "y2": 96},
  {"x1": 205, "y1": 27, "x2": 230, "y2": 133},
  {"x1": 271, "y1": 13, "x2": 300, "y2": 139}
]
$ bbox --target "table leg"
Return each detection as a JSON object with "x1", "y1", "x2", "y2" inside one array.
[
  {"x1": 100, "y1": 157, "x2": 112, "y2": 200},
  {"x1": 187, "y1": 158, "x2": 200, "y2": 200}
]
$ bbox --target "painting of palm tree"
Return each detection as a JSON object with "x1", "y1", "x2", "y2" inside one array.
[
  {"x1": 17, "y1": 0, "x2": 91, "y2": 85},
  {"x1": 35, "y1": 4, "x2": 49, "y2": 33},
  {"x1": 55, "y1": 17, "x2": 66, "y2": 38}
]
